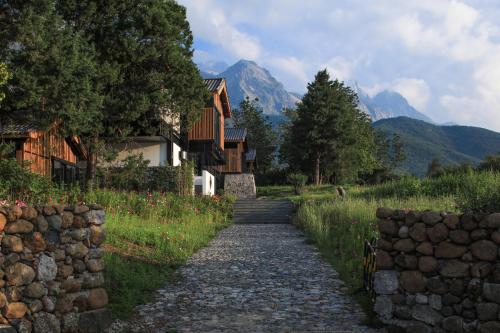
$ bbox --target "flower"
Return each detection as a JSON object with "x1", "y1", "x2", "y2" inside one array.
[
  {"x1": 15, "y1": 199, "x2": 27, "y2": 207},
  {"x1": 0, "y1": 200, "x2": 9, "y2": 207}
]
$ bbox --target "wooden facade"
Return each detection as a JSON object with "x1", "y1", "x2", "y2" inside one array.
[
  {"x1": 188, "y1": 78, "x2": 231, "y2": 152},
  {"x1": 2, "y1": 123, "x2": 87, "y2": 182}
]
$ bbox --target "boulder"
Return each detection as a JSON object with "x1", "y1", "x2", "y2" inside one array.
[
  {"x1": 0, "y1": 213, "x2": 6, "y2": 232},
  {"x1": 37, "y1": 254, "x2": 57, "y2": 282},
  {"x1": 46, "y1": 215, "x2": 62, "y2": 230},
  {"x1": 87, "y1": 259, "x2": 105, "y2": 273},
  {"x1": 471, "y1": 229, "x2": 490, "y2": 240},
  {"x1": 393, "y1": 238, "x2": 415, "y2": 252},
  {"x1": 412, "y1": 304, "x2": 443, "y2": 326},
  {"x1": 88, "y1": 288, "x2": 108, "y2": 309},
  {"x1": 373, "y1": 270, "x2": 399, "y2": 295},
  {"x1": 35, "y1": 215, "x2": 48, "y2": 233},
  {"x1": 66, "y1": 242, "x2": 89, "y2": 259},
  {"x1": 376, "y1": 250, "x2": 394, "y2": 269},
  {"x1": 378, "y1": 219, "x2": 399, "y2": 236},
  {"x1": 73, "y1": 205, "x2": 90, "y2": 215},
  {"x1": 78, "y1": 309, "x2": 112, "y2": 333},
  {"x1": 484, "y1": 213, "x2": 500, "y2": 228},
  {"x1": 422, "y1": 211, "x2": 442, "y2": 225},
  {"x1": 481, "y1": 322, "x2": 500, "y2": 333},
  {"x1": 461, "y1": 214, "x2": 477, "y2": 231},
  {"x1": 90, "y1": 226, "x2": 105, "y2": 245},
  {"x1": 416, "y1": 242, "x2": 433, "y2": 255},
  {"x1": 61, "y1": 212, "x2": 74, "y2": 229},
  {"x1": 476, "y1": 303, "x2": 499, "y2": 321},
  {"x1": 2, "y1": 235, "x2": 23, "y2": 252},
  {"x1": 491, "y1": 231, "x2": 500, "y2": 244},
  {"x1": 24, "y1": 282, "x2": 46, "y2": 298},
  {"x1": 33, "y1": 312, "x2": 61, "y2": 333},
  {"x1": 398, "y1": 225, "x2": 409, "y2": 238},
  {"x1": 400, "y1": 271, "x2": 426, "y2": 292},
  {"x1": 21, "y1": 206, "x2": 38, "y2": 220},
  {"x1": 373, "y1": 296, "x2": 393, "y2": 320},
  {"x1": 5, "y1": 263, "x2": 35, "y2": 286},
  {"x1": 376, "y1": 208, "x2": 394, "y2": 219},
  {"x1": 24, "y1": 232, "x2": 46, "y2": 253},
  {"x1": 84, "y1": 210, "x2": 105, "y2": 225},
  {"x1": 449, "y1": 230, "x2": 471, "y2": 245},
  {"x1": 395, "y1": 255, "x2": 417, "y2": 270},
  {"x1": 442, "y1": 316, "x2": 463, "y2": 332},
  {"x1": 2, "y1": 302, "x2": 27, "y2": 319},
  {"x1": 62, "y1": 313, "x2": 79, "y2": 333},
  {"x1": 471, "y1": 240, "x2": 497, "y2": 261},
  {"x1": 409, "y1": 223, "x2": 428, "y2": 242},
  {"x1": 443, "y1": 214, "x2": 460, "y2": 229},
  {"x1": 419, "y1": 256, "x2": 438, "y2": 273},
  {"x1": 427, "y1": 223, "x2": 448, "y2": 243},
  {"x1": 3, "y1": 219, "x2": 33, "y2": 234},
  {"x1": 440, "y1": 260, "x2": 470, "y2": 278},
  {"x1": 435, "y1": 242, "x2": 467, "y2": 258},
  {"x1": 471, "y1": 262, "x2": 492, "y2": 278},
  {"x1": 483, "y1": 283, "x2": 500, "y2": 303}
]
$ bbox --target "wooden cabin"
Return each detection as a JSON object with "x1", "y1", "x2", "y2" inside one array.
[
  {"x1": 219, "y1": 128, "x2": 247, "y2": 173},
  {"x1": 188, "y1": 78, "x2": 232, "y2": 194},
  {"x1": 0, "y1": 122, "x2": 87, "y2": 183}
]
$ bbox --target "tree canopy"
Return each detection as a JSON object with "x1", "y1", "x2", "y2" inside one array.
[
  {"x1": 280, "y1": 69, "x2": 376, "y2": 184},
  {"x1": 232, "y1": 97, "x2": 278, "y2": 172}
]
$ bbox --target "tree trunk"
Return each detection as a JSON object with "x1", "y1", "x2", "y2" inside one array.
[
  {"x1": 314, "y1": 154, "x2": 321, "y2": 185},
  {"x1": 86, "y1": 136, "x2": 98, "y2": 190}
]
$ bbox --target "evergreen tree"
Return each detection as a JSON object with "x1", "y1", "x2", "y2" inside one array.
[
  {"x1": 0, "y1": 62, "x2": 11, "y2": 103},
  {"x1": 56, "y1": 0, "x2": 209, "y2": 137},
  {"x1": 232, "y1": 97, "x2": 277, "y2": 172},
  {"x1": 426, "y1": 159, "x2": 444, "y2": 178},
  {"x1": 0, "y1": 0, "x2": 103, "y2": 136},
  {"x1": 282, "y1": 69, "x2": 375, "y2": 184}
]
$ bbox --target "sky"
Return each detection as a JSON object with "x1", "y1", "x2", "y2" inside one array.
[{"x1": 178, "y1": 0, "x2": 500, "y2": 131}]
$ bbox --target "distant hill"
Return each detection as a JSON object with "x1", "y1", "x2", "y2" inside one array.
[
  {"x1": 374, "y1": 117, "x2": 500, "y2": 176},
  {"x1": 354, "y1": 84, "x2": 433, "y2": 123}
]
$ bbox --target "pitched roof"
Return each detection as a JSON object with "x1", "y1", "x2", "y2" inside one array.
[
  {"x1": 225, "y1": 128, "x2": 247, "y2": 142},
  {"x1": 246, "y1": 148, "x2": 256, "y2": 162},
  {"x1": 204, "y1": 78, "x2": 225, "y2": 92},
  {"x1": 0, "y1": 121, "x2": 37, "y2": 136}
]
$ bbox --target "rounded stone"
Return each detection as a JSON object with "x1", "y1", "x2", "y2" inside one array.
[
  {"x1": 435, "y1": 242, "x2": 467, "y2": 258},
  {"x1": 439, "y1": 260, "x2": 470, "y2": 277},
  {"x1": 61, "y1": 211, "x2": 74, "y2": 228},
  {"x1": 84, "y1": 210, "x2": 105, "y2": 225},
  {"x1": 87, "y1": 259, "x2": 105, "y2": 273},
  {"x1": 422, "y1": 211, "x2": 442, "y2": 225},
  {"x1": 443, "y1": 215, "x2": 460, "y2": 229},
  {"x1": 24, "y1": 232, "x2": 46, "y2": 253},
  {"x1": 37, "y1": 254, "x2": 58, "y2": 282},
  {"x1": 33, "y1": 312, "x2": 61, "y2": 333},
  {"x1": 21, "y1": 206, "x2": 38, "y2": 221},
  {"x1": 471, "y1": 229, "x2": 490, "y2": 240},
  {"x1": 409, "y1": 223, "x2": 428, "y2": 242},
  {"x1": 46, "y1": 215, "x2": 62, "y2": 230},
  {"x1": 376, "y1": 208, "x2": 394, "y2": 219},
  {"x1": 471, "y1": 240, "x2": 497, "y2": 261},
  {"x1": 72, "y1": 216, "x2": 87, "y2": 228},
  {"x1": 461, "y1": 214, "x2": 477, "y2": 231},
  {"x1": 5, "y1": 262, "x2": 36, "y2": 286},
  {"x1": 476, "y1": 302, "x2": 499, "y2": 321},
  {"x1": 4, "y1": 219, "x2": 33, "y2": 234},
  {"x1": 416, "y1": 242, "x2": 433, "y2": 255},
  {"x1": 88, "y1": 288, "x2": 108, "y2": 309},
  {"x1": 66, "y1": 242, "x2": 89, "y2": 259},
  {"x1": 427, "y1": 223, "x2": 449, "y2": 243},
  {"x1": 378, "y1": 219, "x2": 399, "y2": 236},
  {"x1": 55, "y1": 296, "x2": 73, "y2": 314},
  {"x1": 376, "y1": 250, "x2": 394, "y2": 270},
  {"x1": 74, "y1": 205, "x2": 90, "y2": 215},
  {"x1": 400, "y1": 271, "x2": 426, "y2": 292},
  {"x1": 90, "y1": 225, "x2": 105, "y2": 245},
  {"x1": 485, "y1": 213, "x2": 500, "y2": 228},
  {"x1": 398, "y1": 226, "x2": 409, "y2": 238},
  {"x1": 61, "y1": 278, "x2": 82, "y2": 293},
  {"x1": 2, "y1": 302, "x2": 27, "y2": 319},
  {"x1": 418, "y1": 256, "x2": 438, "y2": 273},
  {"x1": 35, "y1": 215, "x2": 48, "y2": 232},
  {"x1": 449, "y1": 230, "x2": 471, "y2": 245},
  {"x1": 393, "y1": 238, "x2": 415, "y2": 252},
  {"x1": 2, "y1": 235, "x2": 24, "y2": 252},
  {"x1": 395, "y1": 255, "x2": 418, "y2": 270},
  {"x1": 0, "y1": 213, "x2": 7, "y2": 232},
  {"x1": 73, "y1": 259, "x2": 87, "y2": 274},
  {"x1": 491, "y1": 231, "x2": 500, "y2": 244},
  {"x1": 471, "y1": 262, "x2": 492, "y2": 278},
  {"x1": 24, "y1": 282, "x2": 46, "y2": 298}
]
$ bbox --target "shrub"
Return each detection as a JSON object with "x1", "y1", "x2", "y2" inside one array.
[
  {"x1": 287, "y1": 173, "x2": 307, "y2": 194},
  {"x1": 455, "y1": 172, "x2": 500, "y2": 213}
]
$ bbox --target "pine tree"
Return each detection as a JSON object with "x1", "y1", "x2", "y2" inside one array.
[
  {"x1": 282, "y1": 69, "x2": 375, "y2": 184},
  {"x1": 0, "y1": 0, "x2": 103, "y2": 136},
  {"x1": 0, "y1": 62, "x2": 11, "y2": 103},
  {"x1": 426, "y1": 159, "x2": 444, "y2": 178},
  {"x1": 232, "y1": 97, "x2": 277, "y2": 172}
]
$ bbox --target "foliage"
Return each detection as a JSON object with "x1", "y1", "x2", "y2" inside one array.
[
  {"x1": 373, "y1": 117, "x2": 500, "y2": 177},
  {"x1": 56, "y1": 0, "x2": 209, "y2": 137},
  {"x1": 281, "y1": 69, "x2": 375, "y2": 184},
  {"x1": 0, "y1": 62, "x2": 11, "y2": 103},
  {"x1": 232, "y1": 97, "x2": 278, "y2": 172},
  {"x1": 93, "y1": 190, "x2": 235, "y2": 318},
  {"x1": 0, "y1": 0, "x2": 103, "y2": 136},
  {"x1": 426, "y1": 158, "x2": 444, "y2": 178},
  {"x1": 287, "y1": 173, "x2": 307, "y2": 195},
  {"x1": 477, "y1": 153, "x2": 500, "y2": 172}
]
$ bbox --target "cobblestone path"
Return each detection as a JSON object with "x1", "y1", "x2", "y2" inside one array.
[{"x1": 110, "y1": 224, "x2": 381, "y2": 333}]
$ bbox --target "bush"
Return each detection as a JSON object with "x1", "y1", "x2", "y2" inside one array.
[
  {"x1": 455, "y1": 172, "x2": 500, "y2": 213},
  {"x1": 287, "y1": 173, "x2": 307, "y2": 194}
]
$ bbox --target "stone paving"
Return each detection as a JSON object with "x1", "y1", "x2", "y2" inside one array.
[{"x1": 109, "y1": 224, "x2": 382, "y2": 333}]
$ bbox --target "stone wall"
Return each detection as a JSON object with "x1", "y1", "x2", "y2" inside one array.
[
  {"x1": 223, "y1": 174, "x2": 256, "y2": 199},
  {"x1": 0, "y1": 204, "x2": 111, "y2": 333},
  {"x1": 373, "y1": 208, "x2": 500, "y2": 333}
]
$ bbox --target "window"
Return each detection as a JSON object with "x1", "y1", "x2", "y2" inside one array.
[{"x1": 52, "y1": 159, "x2": 77, "y2": 184}]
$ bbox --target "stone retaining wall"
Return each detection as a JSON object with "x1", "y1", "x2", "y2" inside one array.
[
  {"x1": 373, "y1": 208, "x2": 500, "y2": 333},
  {"x1": 223, "y1": 174, "x2": 256, "y2": 198},
  {"x1": 0, "y1": 204, "x2": 111, "y2": 333}
]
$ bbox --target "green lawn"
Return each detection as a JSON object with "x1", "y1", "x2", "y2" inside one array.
[{"x1": 86, "y1": 190, "x2": 235, "y2": 319}]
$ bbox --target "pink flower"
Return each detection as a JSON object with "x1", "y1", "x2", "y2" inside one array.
[
  {"x1": 0, "y1": 200, "x2": 9, "y2": 207},
  {"x1": 15, "y1": 199, "x2": 27, "y2": 207}
]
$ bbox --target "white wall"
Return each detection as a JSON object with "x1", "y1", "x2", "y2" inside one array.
[
  {"x1": 113, "y1": 141, "x2": 167, "y2": 167},
  {"x1": 194, "y1": 170, "x2": 216, "y2": 196},
  {"x1": 172, "y1": 142, "x2": 181, "y2": 167}
]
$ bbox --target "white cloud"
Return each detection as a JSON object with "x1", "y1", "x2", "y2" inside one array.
[
  {"x1": 267, "y1": 56, "x2": 310, "y2": 86},
  {"x1": 362, "y1": 78, "x2": 431, "y2": 111},
  {"x1": 324, "y1": 57, "x2": 353, "y2": 81},
  {"x1": 181, "y1": 0, "x2": 262, "y2": 60}
]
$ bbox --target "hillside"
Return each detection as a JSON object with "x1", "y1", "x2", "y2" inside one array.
[{"x1": 373, "y1": 117, "x2": 500, "y2": 176}]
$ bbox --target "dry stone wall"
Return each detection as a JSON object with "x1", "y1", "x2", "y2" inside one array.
[
  {"x1": 224, "y1": 174, "x2": 256, "y2": 199},
  {"x1": 0, "y1": 204, "x2": 111, "y2": 333},
  {"x1": 373, "y1": 208, "x2": 500, "y2": 333}
]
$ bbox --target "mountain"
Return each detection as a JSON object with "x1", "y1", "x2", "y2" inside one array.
[
  {"x1": 198, "y1": 61, "x2": 229, "y2": 75},
  {"x1": 374, "y1": 117, "x2": 500, "y2": 176},
  {"x1": 355, "y1": 84, "x2": 433, "y2": 123},
  {"x1": 201, "y1": 60, "x2": 300, "y2": 115}
]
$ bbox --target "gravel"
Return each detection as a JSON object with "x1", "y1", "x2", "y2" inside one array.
[{"x1": 109, "y1": 224, "x2": 381, "y2": 333}]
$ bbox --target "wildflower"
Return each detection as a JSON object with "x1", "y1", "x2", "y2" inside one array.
[
  {"x1": 0, "y1": 200, "x2": 8, "y2": 207},
  {"x1": 15, "y1": 199, "x2": 27, "y2": 207}
]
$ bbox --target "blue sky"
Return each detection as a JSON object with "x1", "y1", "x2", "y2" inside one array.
[{"x1": 178, "y1": 0, "x2": 500, "y2": 131}]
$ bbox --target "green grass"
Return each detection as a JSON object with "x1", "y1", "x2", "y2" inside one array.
[{"x1": 89, "y1": 190, "x2": 235, "y2": 319}]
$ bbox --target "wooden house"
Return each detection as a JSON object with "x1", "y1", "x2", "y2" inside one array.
[
  {"x1": 0, "y1": 122, "x2": 88, "y2": 183},
  {"x1": 188, "y1": 78, "x2": 232, "y2": 195}
]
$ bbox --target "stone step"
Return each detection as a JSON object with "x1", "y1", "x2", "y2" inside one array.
[{"x1": 233, "y1": 199, "x2": 293, "y2": 224}]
